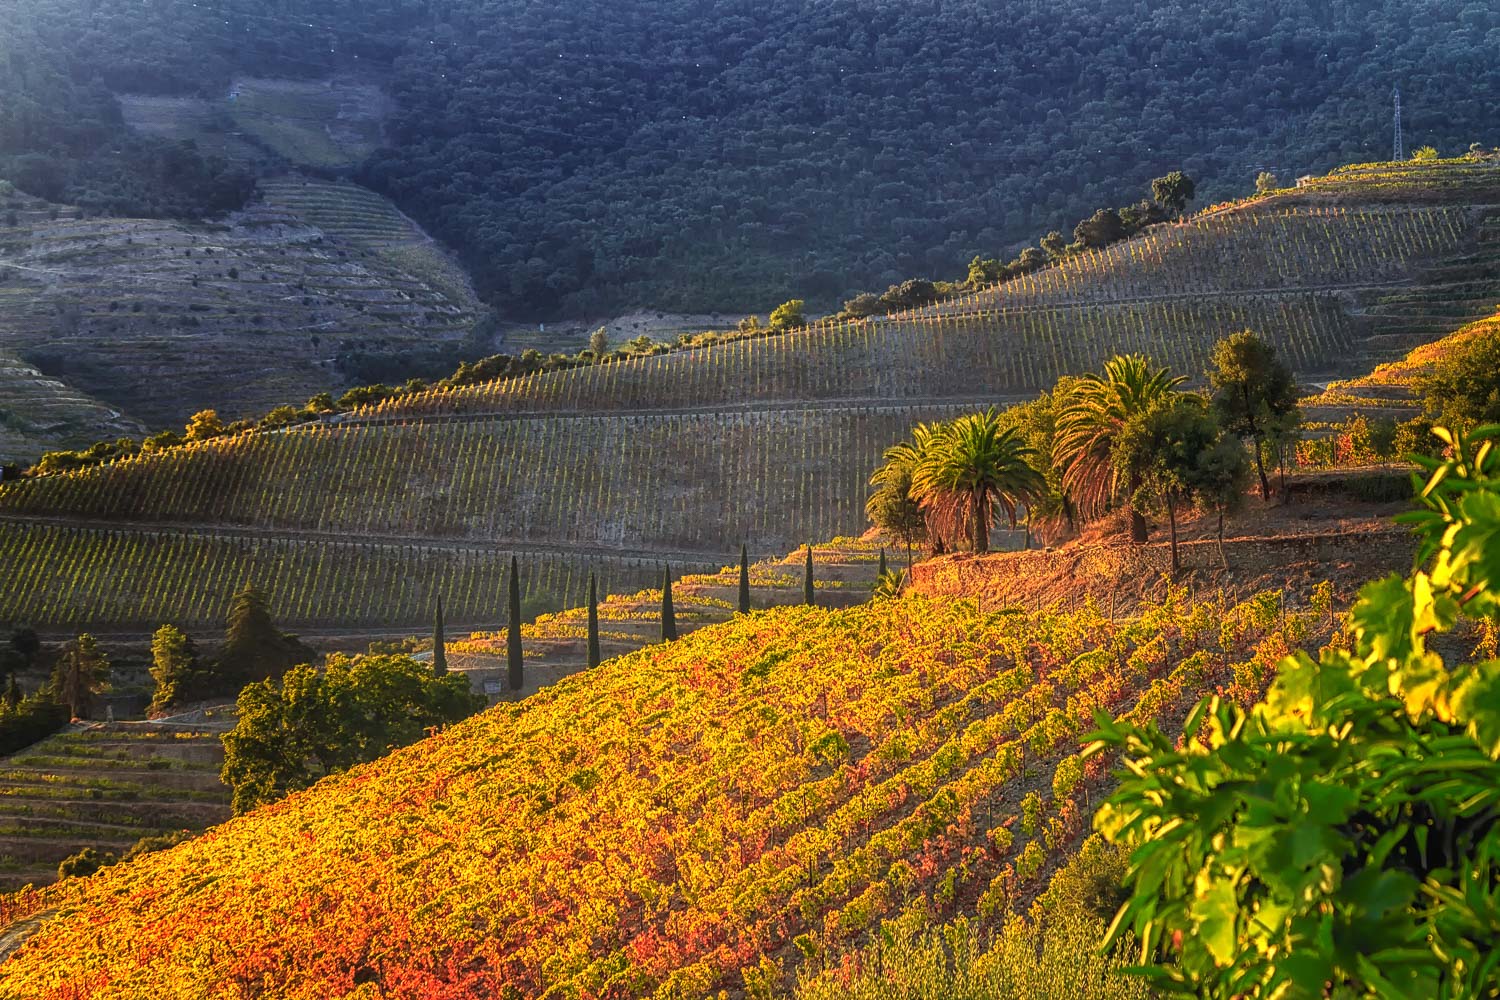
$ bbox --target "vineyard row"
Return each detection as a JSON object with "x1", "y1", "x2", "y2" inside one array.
[
  {"x1": 0, "y1": 406, "x2": 970, "y2": 551},
  {"x1": 0, "y1": 520, "x2": 722, "y2": 630},
  {"x1": 330, "y1": 292, "x2": 1356, "y2": 421},
  {"x1": 0, "y1": 591, "x2": 1307, "y2": 996}
]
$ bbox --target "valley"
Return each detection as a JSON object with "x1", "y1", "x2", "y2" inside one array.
[{"x1": 3, "y1": 2, "x2": 1500, "y2": 993}]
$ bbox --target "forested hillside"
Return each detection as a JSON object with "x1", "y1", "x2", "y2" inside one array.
[{"x1": 4, "y1": 0, "x2": 1500, "y2": 317}]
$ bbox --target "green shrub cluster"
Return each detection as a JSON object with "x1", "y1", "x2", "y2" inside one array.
[{"x1": 0, "y1": 695, "x2": 68, "y2": 757}]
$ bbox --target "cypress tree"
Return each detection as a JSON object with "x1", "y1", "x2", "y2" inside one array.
[
  {"x1": 432, "y1": 595, "x2": 447, "y2": 676},
  {"x1": 804, "y1": 544, "x2": 815, "y2": 606},
  {"x1": 507, "y1": 557, "x2": 523, "y2": 692},
  {"x1": 738, "y1": 543, "x2": 751, "y2": 614},
  {"x1": 587, "y1": 572, "x2": 601, "y2": 669},
  {"x1": 661, "y1": 565, "x2": 677, "y2": 642}
]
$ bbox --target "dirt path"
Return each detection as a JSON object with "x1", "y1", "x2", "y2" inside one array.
[{"x1": 0, "y1": 909, "x2": 54, "y2": 964}]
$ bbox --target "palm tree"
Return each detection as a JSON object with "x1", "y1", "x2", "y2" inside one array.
[
  {"x1": 1053, "y1": 355, "x2": 1186, "y2": 544},
  {"x1": 911, "y1": 408, "x2": 1045, "y2": 554},
  {"x1": 868, "y1": 421, "x2": 946, "y2": 555}
]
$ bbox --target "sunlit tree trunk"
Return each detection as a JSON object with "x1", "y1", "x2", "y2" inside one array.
[
  {"x1": 1166, "y1": 493, "x2": 1180, "y2": 579},
  {"x1": 972, "y1": 484, "x2": 989, "y2": 553},
  {"x1": 1129, "y1": 470, "x2": 1148, "y2": 543}
]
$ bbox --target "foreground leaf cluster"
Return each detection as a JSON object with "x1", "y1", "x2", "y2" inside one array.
[{"x1": 1094, "y1": 424, "x2": 1500, "y2": 998}]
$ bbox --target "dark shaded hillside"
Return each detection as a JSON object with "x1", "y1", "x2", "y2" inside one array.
[{"x1": 4, "y1": 0, "x2": 1500, "y2": 317}]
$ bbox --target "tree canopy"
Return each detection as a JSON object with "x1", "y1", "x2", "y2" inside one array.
[
  {"x1": 217, "y1": 583, "x2": 315, "y2": 692},
  {"x1": 1419, "y1": 324, "x2": 1500, "y2": 429},
  {"x1": 4, "y1": 0, "x2": 1499, "y2": 318},
  {"x1": 1054, "y1": 355, "x2": 1187, "y2": 543},
  {"x1": 221, "y1": 652, "x2": 483, "y2": 814},
  {"x1": 1209, "y1": 331, "x2": 1299, "y2": 500},
  {"x1": 911, "y1": 409, "x2": 1045, "y2": 554}
]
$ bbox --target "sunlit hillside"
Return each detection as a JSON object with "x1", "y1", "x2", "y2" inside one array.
[{"x1": 0, "y1": 590, "x2": 1309, "y2": 998}]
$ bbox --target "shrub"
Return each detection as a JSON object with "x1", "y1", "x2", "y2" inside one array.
[
  {"x1": 1419, "y1": 324, "x2": 1500, "y2": 429},
  {"x1": 121, "y1": 829, "x2": 193, "y2": 862},
  {"x1": 57, "y1": 847, "x2": 116, "y2": 880},
  {"x1": 1019, "y1": 791, "x2": 1042, "y2": 836},
  {"x1": 0, "y1": 695, "x2": 69, "y2": 756},
  {"x1": 1014, "y1": 840, "x2": 1046, "y2": 882}
]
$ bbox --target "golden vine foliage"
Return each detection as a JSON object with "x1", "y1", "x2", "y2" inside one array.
[{"x1": 0, "y1": 590, "x2": 1309, "y2": 999}]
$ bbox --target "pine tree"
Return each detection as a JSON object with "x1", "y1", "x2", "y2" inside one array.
[
  {"x1": 148, "y1": 625, "x2": 204, "y2": 716},
  {"x1": 52, "y1": 634, "x2": 110, "y2": 720},
  {"x1": 2, "y1": 673, "x2": 21, "y2": 712},
  {"x1": 661, "y1": 565, "x2": 677, "y2": 642},
  {"x1": 507, "y1": 557, "x2": 523, "y2": 692},
  {"x1": 738, "y1": 543, "x2": 751, "y2": 615},
  {"x1": 587, "y1": 573, "x2": 601, "y2": 669},
  {"x1": 432, "y1": 595, "x2": 447, "y2": 676},
  {"x1": 804, "y1": 545, "x2": 815, "y2": 606},
  {"x1": 218, "y1": 583, "x2": 310, "y2": 691}
]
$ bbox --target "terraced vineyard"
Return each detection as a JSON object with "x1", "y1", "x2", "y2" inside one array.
[
  {"x1": 357, "y1": 293, "x2": 1357, "y2": 419},
  {"x1": 951, "y1": 205, "x2": 1469, "y2": 310},
  {"x1": 0, "y1": 519, "x2": 721, "y2": 631},
  {"x1": 353, "y1": 194, "x2": 1500, "y2": 423},
  {"x1": 258, "y1": 177, "x2": 477, "y2": 308},
  {"x1": 0, "y1": 405, "x2": 960, "y2": 542},
  {"x1": 0, "y1": 403, "x2": 958, "y2": 629},
  {"x1": 0, "y1": 589, "x2": 1313, "y2": 997},
  {"x1": 0, "y1": 188, "x2": 477, "y2": 427},
  {"x1": 4, "y1": 163, "x2": 1498, "y2": 632},
  {"x1": 120, "y1": 75, "x2": 391, "y2": 173},
  {"x1": 0, "y1": 353, "x2": 142, "y2": 464},
  {"x1": 226, "y1": 77, "x2": 390, "y2": 170},
  {"x1": 1292, "y1": 157, "x2": 1500, "y2": 201},
  {"x1": 1300, "y1": 308, "x2": 1500, "y2": 427},
  {"x1": 0, "y1": 723, "x2": 231, "y2": 893}
]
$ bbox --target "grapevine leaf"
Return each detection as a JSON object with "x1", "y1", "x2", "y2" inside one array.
[
  {"x1": 1450, "y1": 660, "x2": 1500, "y2": 758},
  {"x1": 1349, "y1": 575, "x2": 1418, "y2": 671},
  {"x1": 1262, "y1": 650, "x2": 1354, "y2": 728},
  {"x1": 1276, "y1": 951, "x2": 1335, "y2": 996},
  {"x1": 1397, "y1": 650, "x2": 1451, "y2": 722},
  {"x1": 1189, "y1": 871, "x2": 1240, "y2": 966}
]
